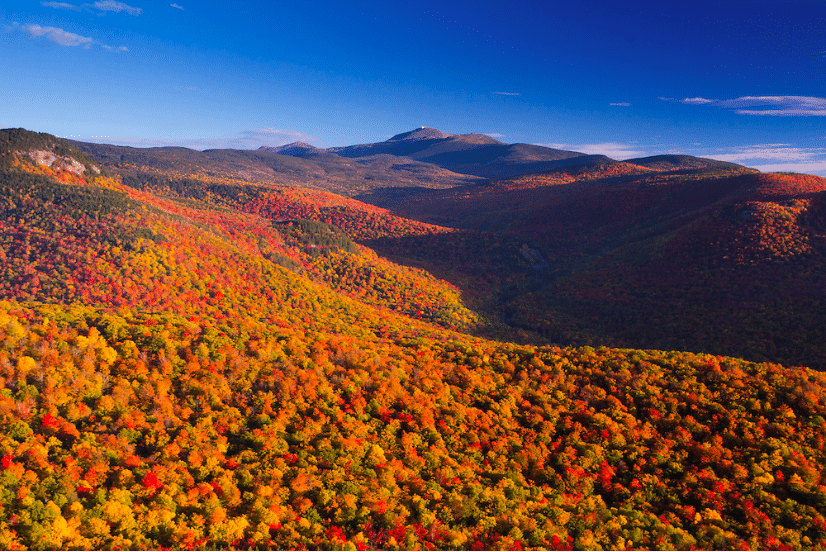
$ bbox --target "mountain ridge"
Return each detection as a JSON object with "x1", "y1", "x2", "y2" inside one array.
[
  {"x1": 625, "y1": 154, "x2": 747, "y2": 172},
  {"x1": 326, "y1": 129, "x2": 589, "y2": 179}
]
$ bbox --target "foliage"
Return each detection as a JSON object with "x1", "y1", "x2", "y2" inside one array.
[
  {"x1": 365, "y1": 166, "x2": 826, "y2": 369},
  {"x1": 307, "y1": 248, "x2": 477, "y2": 331},
  {"x1": 277, "y1": 219, "x2": 359, "y2": 256},
  {"x1": 0, "y1": 303, "x2": 825, "y2": 550},
  {"x1": 1, "y1": 129, "x2": 825, "y2": 549}
]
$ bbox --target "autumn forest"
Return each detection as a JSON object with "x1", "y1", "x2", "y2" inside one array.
[{"x1": 1, "y1": 128, "x2": 826, "y2": 550}]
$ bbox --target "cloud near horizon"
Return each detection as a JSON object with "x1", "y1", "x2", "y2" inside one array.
[
  {"x1": 493, "y1": 91, "x2": 520, "y2": 96},
  {"x1": 667, "y1": 96, "x2": 826, "y2": 116},
  {"x1": 696, "y1": 144, "x2": 826, "y2": 177},
  {"x1": 704, "y1": 144, "x2": 826, "y2": 163},
  {"x1": 170, "y1": 3, "x2": 184, "y2": 9},
  {"x1": 73, "y1": 128, "x2": 318, "y2": 150},
  {"x1": 537, "y1": 141, "x2": 648, "y2": 159},
  {"x1": 744, "y1": 161, "x2": 826, "y2": 176}
]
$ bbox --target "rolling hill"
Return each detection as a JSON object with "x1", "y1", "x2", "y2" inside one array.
[
  {"x1": 625, "y1": 154, "x2": 749, "y2": 172},
  {"x1": 357, "y1": 159, "x2": 826, "y2": 369},
  {"x1": 1, "y1": 128, "x2": 825, "y2": 550}
]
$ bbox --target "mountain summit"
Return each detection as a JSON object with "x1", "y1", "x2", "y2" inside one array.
[
  {"x1": 327, "y1": 129, "x2": 587, "y2": 179},
  {"x1": 258, "y1": 142, "x2": 323, "y2": 157},
  {"x1": 386, "y1": 127, "x2": 454, "y2": 142}
]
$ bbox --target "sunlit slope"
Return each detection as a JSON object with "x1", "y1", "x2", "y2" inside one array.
[
  {"x1": 2, "y1": 303, "x2": 826, "y2": 550},
  {"x1": 1, "y1": 130, "x2": 478, "y2": 335}
]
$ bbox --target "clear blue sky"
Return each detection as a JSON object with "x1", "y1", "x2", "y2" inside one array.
[{"x1": 2, "y1": 0, "x2": 825, "y2": 175}]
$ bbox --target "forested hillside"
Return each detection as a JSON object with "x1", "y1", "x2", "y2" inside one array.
[
  {"x1": 362, "y1": 162, "x2": 826, "y2": 369},
  {"x1": 1, "y1": 130, "x2": 825, "y2": 550}
]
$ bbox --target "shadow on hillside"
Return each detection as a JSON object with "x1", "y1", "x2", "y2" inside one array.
[{"x1": 365, "y1": 218, "x2": 826, "y2": 371}]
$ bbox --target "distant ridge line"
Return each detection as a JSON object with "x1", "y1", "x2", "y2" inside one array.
[{"x1": 386, "y1": 127, "x2": 454, "y2": 142}]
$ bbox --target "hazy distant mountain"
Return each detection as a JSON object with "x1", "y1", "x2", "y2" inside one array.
[
  {"x1": 68, "y1": 138, "x2": 482, "y2": 196},
  {"x1": 68, "y1": 130, "x2": 760, "y2": 201},
  {"x1": 258, "y1": 141, "x2": 326, "y2": 158},
  {"x1": 68, "y1": 127, "x2": 605, "y2": 193},
  {"x1": 326, "y1": 127, "x2": 592, "y2": 179},
  {"x1": 625, "y1": 154, "x2": 745, "y2": 172}
]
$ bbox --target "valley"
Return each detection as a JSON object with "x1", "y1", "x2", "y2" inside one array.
[{"x1": 0, "y1": 127, "x2": 825, "y2": 550}]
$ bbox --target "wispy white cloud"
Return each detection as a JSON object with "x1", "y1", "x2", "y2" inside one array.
[
  {"x1": 610, "y1": 102, "x2": 631, "y2": 106},
  {"x1": 75, "y1": 128, "x2": 318, "y2": 150},
  {"x1": 681, "y1": 97, "x2": 716, "y2": 105},
  {"x1": 42, "y1": 0, "x2": 143, "y2": 15},
  {"x1": 720, "y1": 96, "x2": 826, "y2": 116},
  {"x1": 170, "y1": 3, "x2": 184, "y2": 9},
  {"x1": 536, "y1": 141, "x2": 648, "y2": 159},
  {"x1": 41, "y1": 1, "x2": 81, "y2": 10},
  {"x1": 484, "y1": 133, "x2": 504, "y2": 138},
  {"x1": 92, "y1": 1, "x2": 142, "y2": 16},
  {"x1": 16, "y1": 23, "x2": 127, "y2": 51},
  {"x1": 665, "y1": 95, "x2": 826, "y2": 116},
  {"x1": 493, "y1": 91, "x2": 520, "y2": 96},
  {"x1": 21, "y1": 24, "x2": 93, "y2": 47}
]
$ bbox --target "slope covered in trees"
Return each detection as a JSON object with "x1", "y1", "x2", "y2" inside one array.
[
  {"x1": 363, "y1": 164, "x2": 826, "y2": 369},
  {"x1": 2, "y1": 302, "x2": 826, "y2": 550},
  {"x1": 1, "y1": 129, "x2": 825, "y2": 550}
]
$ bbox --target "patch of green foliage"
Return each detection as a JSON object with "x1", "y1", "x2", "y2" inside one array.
[
  {"x1": 263, "y1": 250, "x2": 303, "y2": 271},
  {"x1": 0, "y1": 172, "x2": 140, "y2": 219},
  {"x1": 277, "y1": 219, "x2": 358, "y2": 256}
]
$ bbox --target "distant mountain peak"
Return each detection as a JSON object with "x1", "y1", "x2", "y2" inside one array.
[
  {"x1": 258, "y1": 142, "x2": 323, "y2": 157},
  {"x1": 386, "y1": 127, "x2": 453, "y2": 143}
]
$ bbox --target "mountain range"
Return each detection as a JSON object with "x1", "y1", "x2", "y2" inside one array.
[
  {"x1": 70, "y1": 127, "x2": 826, "y2": 368},
  {"x1": 69, "y1": 127, "x2": 622, "y2": 197},
  {"x1": 1, "y1": 127, "x2": 825, "y2": 550}
]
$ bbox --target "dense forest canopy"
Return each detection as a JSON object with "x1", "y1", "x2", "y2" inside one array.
[{"x1": 0, "y1": 129, "x2": 824, "y2": 550}]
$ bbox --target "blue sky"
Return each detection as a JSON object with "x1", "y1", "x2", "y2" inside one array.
[{"x1": 2, "y1": 0, "x2": 825, "y2": 175}]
